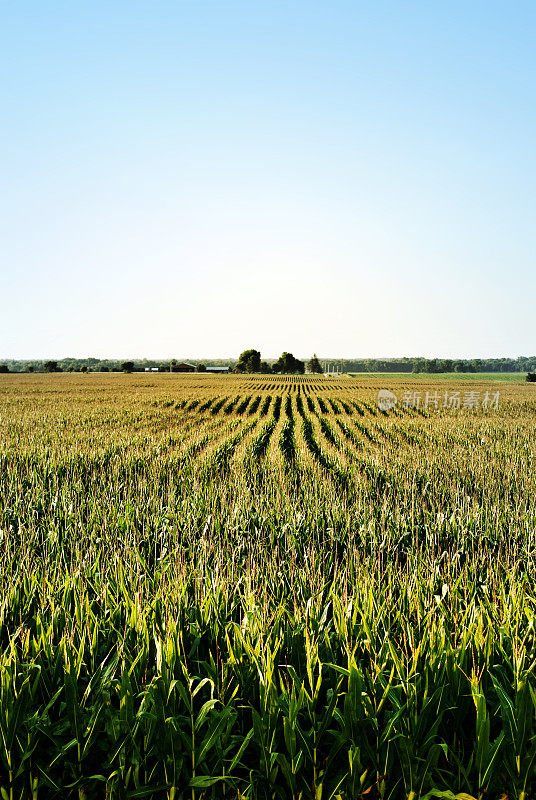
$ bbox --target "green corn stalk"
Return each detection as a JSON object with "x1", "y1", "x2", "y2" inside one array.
[
  {"x1": 469, "y1": 677, "x2": 504, "y2": 799},
  {"x1": 490, "y1": 668, "x2": 536, "y2": 800}
]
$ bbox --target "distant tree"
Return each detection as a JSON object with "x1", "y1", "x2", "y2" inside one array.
[
  {"x1": 197, "y1": 363, "x2": 207, "y2": 372},
  {"x1": 80, "y1": 365, "x2": 88, "y2": 372},
  {"x1": 308, "y1": 354, "x2": 323, "y2": 374},
  {"x1": 158, "y1": 364, "x2": 168, "y2": 372},
  {"x1": 44, "y1": 360, "x2": 59, "y2": 373},
  {"x1": 121, "y1": 361, "x2": 135, "y2": 373},
  {"x1": 273, "y1": 352, "x2": 305, "y2": 374},
  {"x1": 412, "y1": 358, "x2": 426, "y2": 374},
  {"x1": 526, "y1": 373, "x2": 536, "y2": 383},
  {"x1": 0, "y1": 364, "x2": 9, "y2": 373},
  {"x1": 236, "y1": 349, "x2": 261, "y2": 373},
  {"x1": 28, "y1": 366, "x2": 34, "y2": 373},
  {"x1": 100, "y1": 366, "x2": 109, "y2": 372},
  {"x1": 170, "y1": 359, "x2": 177, "y2": 373},
  {"x1": 260, "y1": 361, "x2": 272, "y2": 374}
]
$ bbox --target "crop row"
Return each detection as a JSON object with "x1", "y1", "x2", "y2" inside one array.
[{"x1": 1, "y1": 375, "x2": 535, "y2": 797}]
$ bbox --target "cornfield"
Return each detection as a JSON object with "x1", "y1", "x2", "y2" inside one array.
[{"x1": 1, "y1": 372, "x2": 536, "y2": 799}]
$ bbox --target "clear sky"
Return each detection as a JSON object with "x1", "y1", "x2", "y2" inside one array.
[{"x1": 1, "y1": 1, "x2": 534, "y2": 360}]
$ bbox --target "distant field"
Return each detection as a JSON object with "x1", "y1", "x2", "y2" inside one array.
[
  {"x1": 1, "y1": 373, "x2": 536, "y2": 798},
  {"x1": 348, "y1": 370, "x2": 528, "y2": 382}
]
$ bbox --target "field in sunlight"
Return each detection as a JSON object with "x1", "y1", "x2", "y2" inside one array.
[{"x1": 1, "y1": 372, "x2": 535, "y2": 799}]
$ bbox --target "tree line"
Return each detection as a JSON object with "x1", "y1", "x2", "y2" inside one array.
[
  {"x1": 329, "y1": 356, "x2": 536, "y2": 374},
  {"x1": 0, "y1": 358, "x2": 233, "y2": 374},
  {"x1": 0, "y1": 353, "x2": 323, "y2": 375},
  {"x1": 234, "y1": 350, "x2": 323, "y2": 374},
  {"x1": 1, "y1": 355, "x2": 536, "y2": 375}
]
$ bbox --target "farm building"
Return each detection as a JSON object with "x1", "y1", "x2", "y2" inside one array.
[
  {"x1": 205, "y1": 366, "x2": 229, "y2": 373},
  {"x1": 171, "y1": 362, "x2": 196, "y2": 373}
]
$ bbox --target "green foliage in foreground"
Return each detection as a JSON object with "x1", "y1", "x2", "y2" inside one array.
[
  {"x1": 1, "y1": 374, "x2": 536, "y2": 798},
  {"x1": 3, "y1": 556, "x2": 536, "y2": 800}
]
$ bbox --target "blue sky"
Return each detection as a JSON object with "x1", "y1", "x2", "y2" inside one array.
[{"x1": 1, "y1": 1, "x2": 534, "y2": 359}]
